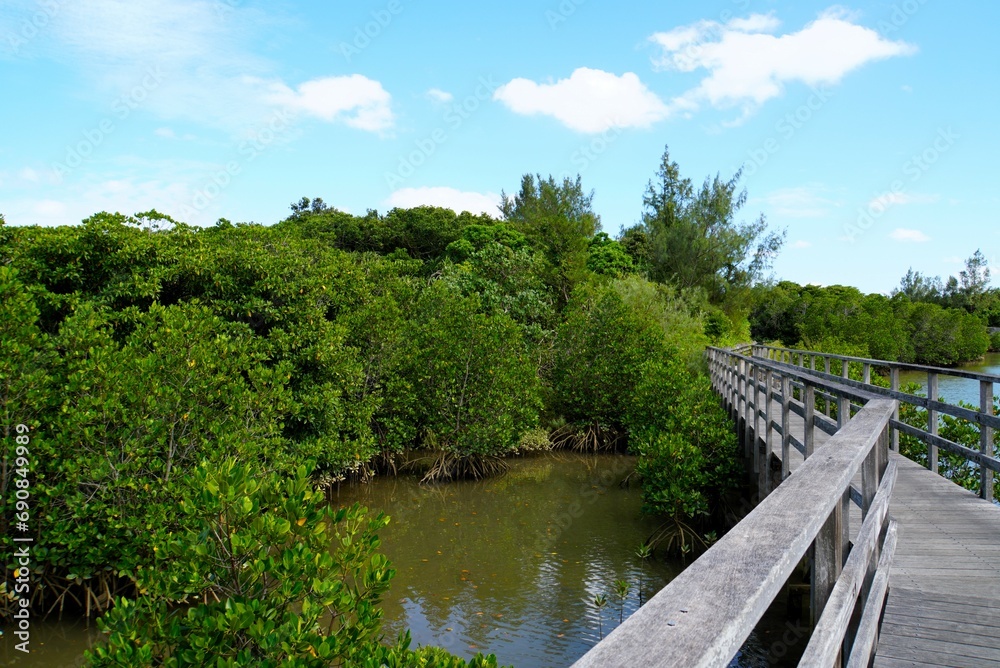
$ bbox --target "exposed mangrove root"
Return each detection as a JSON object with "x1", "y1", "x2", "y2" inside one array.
[
  {"x1": 2, "y1": 569, "x2": 135, "y2": 621},
  {"x1": 646, "y1": 517, "x2": 712, "y2": 561},
  {"x1": 416, "y1": 450, "x2": 509, "y2": 484},
  {"x1": 549, "y1": 422, "x2": 625, "y2": 452}
]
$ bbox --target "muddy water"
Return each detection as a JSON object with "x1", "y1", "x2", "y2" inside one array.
[
  {"x1": 334, "y1": 451, "x2": 795, "y2": 667},
  {"x1": 3, "y1": 451, "x2": 802, "y2": 666}
]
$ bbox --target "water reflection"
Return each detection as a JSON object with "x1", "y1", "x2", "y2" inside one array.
[{"x1": 334, "y1": 452, "x2": 678, "y2": 666}]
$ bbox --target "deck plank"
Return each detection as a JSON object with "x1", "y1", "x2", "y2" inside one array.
[{"x1": 763, "y1": 393, "x2": 1000, "y2": 667}]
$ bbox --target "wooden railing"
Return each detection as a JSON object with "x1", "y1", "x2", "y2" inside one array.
[
  {"x1": 573, "y1": 347, "x2": 898, "y2": 668},
  {"x1": 752, "y1": 344, "x2": 999, "y2": 502}
]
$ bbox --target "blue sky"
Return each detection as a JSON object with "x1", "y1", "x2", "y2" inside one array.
[{"x1": 1, "y1": 0, "x2": 997, "y2": 294}]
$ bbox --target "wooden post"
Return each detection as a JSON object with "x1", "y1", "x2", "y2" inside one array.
[
  {"x1": 811, "y1": 498, "x2": 844, "y2": 628},
  {"x1": 890, "y1": 368, "x2": 900, "y2": 453},
  {"x1": 738, "y1": 358, "x2": 746, "y2": 453},
  {"x1": 824, "y1": 357, "x2": 832, "y2": 416},
  {"x1": 781, "y1": 375, "x2": 791, "y2": 480},
  {"x1": 761, "y1": 369, "x2": 773, "y2": 498},
  {"x1": 927, "y1": 372, "x2": 938, "y2": 474},
  {"x1": 804, "y1": 383, "x2": 815, "y2": 458},
  {"x1": 981, "y1": 380, "x2": 994, "y2": 503},
  {"x1": 748, "y1": 361, "x2": 757, "y2": 470},
  {"x1": 862, "y1": 363, "x2": 871, "y2": 385},
  {"x1": 840, "y1": 361, "x2": 850, "y2": 427}
]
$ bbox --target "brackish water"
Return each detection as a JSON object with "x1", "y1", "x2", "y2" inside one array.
[
  {"x1": 3, "y1": 452, "x2": 802, "y2": 666},
  {"x1": 898, "y1": 352, "x2": 1000, "y2": 405},
  {"x1": 335, "y1": 452, "x2": 800, "y2": 667}
]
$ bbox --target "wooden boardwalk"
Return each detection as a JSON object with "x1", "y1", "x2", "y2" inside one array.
[
  {"x1": 775, "y1": 395, "x2": 1000, "y2": 667},
  {"x1": 873, "y1": 455, "x2": 1000, "y2": 668}
]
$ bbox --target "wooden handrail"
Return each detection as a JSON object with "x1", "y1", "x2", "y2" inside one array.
[
  {"x1": 752, "y1": 344, "x2": 998, "y2": 502},
  {"x1": 573, "y1": 347, "x2": 896, "y2": 667}
]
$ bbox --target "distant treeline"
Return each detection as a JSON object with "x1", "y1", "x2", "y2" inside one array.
[{"x1": 750, "y1": 254, "x2": 995, "y2": 367}]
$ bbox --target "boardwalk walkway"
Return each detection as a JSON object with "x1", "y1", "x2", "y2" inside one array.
[{"x1": 772, "y1": 381, "x2": 1000, "y2": 667}]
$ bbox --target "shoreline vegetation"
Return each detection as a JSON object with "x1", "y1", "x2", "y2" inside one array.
[{"x1": 1, "y1": 146, "x2": 993, "y2": 665}]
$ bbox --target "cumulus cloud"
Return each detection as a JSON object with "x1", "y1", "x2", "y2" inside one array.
[
  {"x1": 384, "y1": 187, "x2": 500, "y2": 216},
  {"x1": 267, "y1": 75, "x2": 394, "y2": 133},
  {"x1": 889, "y1": 228, "x2": 931, "y2": 242},
  {"x1": 493, "y1": 67, "x2": 669, "y2": 133},
  {"x1": 650, "y1": 9, "x2": 916, "y2": 120},
  {"x1": 426, "y1": 88, "x2": 454, "y2": 104}
]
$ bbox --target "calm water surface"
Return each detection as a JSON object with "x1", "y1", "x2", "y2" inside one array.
[
  {"x1": 4, "y1": 452, "x2": 800, "y2": 666},
  {"x1": 335, "y1": 451, "x2": 797, "y2": 667},
  {"x1": 898, "y1": 352, "x2": 1000, "y2": 405}
]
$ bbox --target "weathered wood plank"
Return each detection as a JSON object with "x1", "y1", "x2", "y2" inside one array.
[
  {"x1": 846, "y1": 520, "x2": 898, "y2": 668},
  {"x1": 571, "y1": 399, "x2": 895, "y2": 668},
  {"x1": 799, "y1": 463, "x2": 897, "y2": 667}
]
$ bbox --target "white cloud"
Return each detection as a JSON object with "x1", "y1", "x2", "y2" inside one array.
[
  {"x1": 867, "y1": 191, "x2": 939, "y2": 211},
  {"x1": 426, "y1": 88, "x2": 454, "y2": 104},
  {"x1": 10, "y1": 0, "x2": 394, "y2": 134},
  {"x1": 384, "y1": 187, "x2": 500, "y2": 216},
  {"x1": 154, "y1": 127, "x2": 176, "y2": 139},
  {"x1": 267, "y1": 75, "x2": 394, "y2": 133},
  {"x1": 494, "y1": 67, "x2": 669, "y2": 133},
  {"x1": 756, "y1": 185, "x2": 839, "y2": 218},
  {"x1": 650, "y1": 9, "x2": 916, "y2": 120},
  {"x1": 791, "y1": 240, "x2": 812, "y2": 249},
  {"x1": 889, "y1": 228, "x2": 930, "y2": 242}
]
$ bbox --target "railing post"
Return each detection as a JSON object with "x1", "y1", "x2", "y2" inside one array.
[
  {"x1": 736, "y1": 357, "x2": 744, "y2": 443},
  {"x1": 981, "y1": 380, "x2": 994, "y2": 503},
  {"x1": 839, "y1": 362, "x2": 850, "y2": 427},
  {"x1": 890, "y1": 367, "x2": 900, "y2": 453},
  {"x1": 781, "y1": 375, "x2": 791, "y2": 480},
  {"x1": 811, "y1": 497, "x2": 844, "y2": 630},
  {"x1": 761, "y1": 369, "x2": 773, "y2": 498},
  {"x1": 745, "y1": 360, "x2": 754, "y2": 460},
  {"x1": 804, "y1": 383, "x2": 815, "y2": 458},
  {"x1": 824, "y1": 357, "x2": 832, "y2": 416},
  {"x1": 862, "y1": 363, "x2": 871, "y2": 385},
  {"x1": 927, "y1": 372, "x2": 938, "y2": 474},
  {"x1": 747, "y1": 360, "x2": 757, "y2": 467}
]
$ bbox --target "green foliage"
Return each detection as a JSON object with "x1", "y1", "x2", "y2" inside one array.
[
  {"x1": 990, "y1": 330, "x2": 1000, "y2": 352},
  {"x1": 750, "y1": 281, "x2": 989, "y2": 366},
  {"x1": 514, "y1": 427, "x2": 552, "y2": 454},
  {"x1": 633, "y1": 146, "x2": 784, "y2": 306},
  {"x1": 85, "y1": 461, "x2": 497, "y2": 667},
  {"x1": 401, "y1": 282, "x2": 542, "y2": 458},
  {"x1": 626, "y1": 358, "x2": 740, "y2": 519},
  {"x1": 552, "y1": 281, "x2": 669, "y2": 431},
  {"x1": 500, "y1": 173, "x2": 600, "y2": 304},
  {"x1": 586, "y1": 232, "x2": 635, "y2": 277}
]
